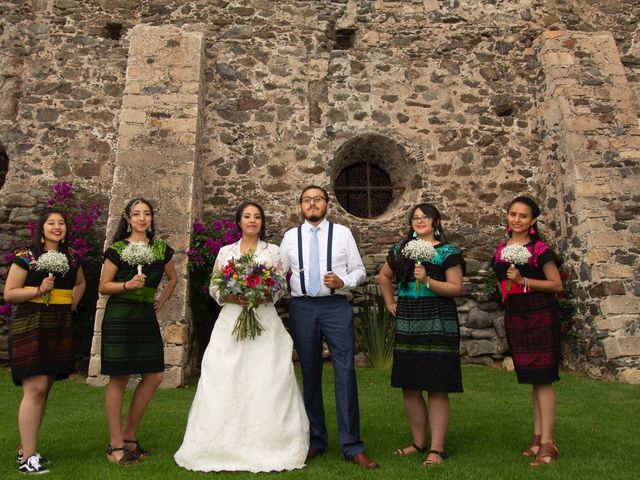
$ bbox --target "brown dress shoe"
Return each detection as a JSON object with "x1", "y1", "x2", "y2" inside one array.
[
  {"x1": 350, "y1": 452, "x2": 379, "y2": 469},
  {"x1": 306, "y1": 447, "x2": 324, "y2": 461}
]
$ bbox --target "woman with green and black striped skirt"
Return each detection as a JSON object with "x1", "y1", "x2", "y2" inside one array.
[
  {"x1": 99, "y1": 198, "x2": 177, "y2": 465},
  {"x1": 379, "y1": 203, "x2": 465, "y2": 467}
]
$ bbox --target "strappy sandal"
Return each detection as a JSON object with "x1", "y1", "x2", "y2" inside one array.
[
  {"x1": 393, "y1": 442, "x2": 427, "y2": 456},
  {"x1": 124, "y1": 439, "x2": 149, "y2": 460},
  {"x1": 106, "y1": 445, "x2": 138, "y2": 465},
  {"x1": 522, "y1": 434, "x2": 542, "y2": 457},
  {"x1": 423, "y1": 449, "x2": 448, "y2": 466},
  {"x1": 530, "y1": 442, "x2": 559, "y2": 467}
]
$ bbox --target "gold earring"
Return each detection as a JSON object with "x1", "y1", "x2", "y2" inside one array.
[{"x1": 40, "y1": 236, "x2": 45, "y2": 244}]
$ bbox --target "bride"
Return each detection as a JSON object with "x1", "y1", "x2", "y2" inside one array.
[{"x1": 174, "y1": 201, "x2": 309, "y2": 472}]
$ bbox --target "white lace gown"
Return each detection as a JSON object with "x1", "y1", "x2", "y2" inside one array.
[{"x1": 174, "y1": 241, "x2": 309, "y2": 472}]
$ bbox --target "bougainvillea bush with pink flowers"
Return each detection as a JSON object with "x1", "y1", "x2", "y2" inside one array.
[
  {"x1": 187, "y1": 218, "x2": 241, "y2": 362},
  {"x1": 1, "y1": 182, "x2": 106, "y2": 371}
]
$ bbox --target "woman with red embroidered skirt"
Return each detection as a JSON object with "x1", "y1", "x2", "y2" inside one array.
[{"x1": 491, "y1": 196, "x2": 564, "y2": 467}]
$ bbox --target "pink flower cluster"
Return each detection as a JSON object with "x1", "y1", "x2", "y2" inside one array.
[
  {"x1": 2, "y1": 182, "x2": 105, "y2": 265},
  {"x1": 187, "y1": 218, "x2": 241, "y2": 267},
  {"x1": 47, "y1": 182, "x2": 103, "y2": 260},
  {"x1": 0, "y1": 301, "x2": 11, "y2": 319}
]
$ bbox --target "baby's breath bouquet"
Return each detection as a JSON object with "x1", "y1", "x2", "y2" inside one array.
[
  {"x1": 500, "y1": 244, "x2": 532, "y2": 291},
  {"x1": 121, "y1": 242, "x2": 155, "y2": 275},
  {"x1": 35, "y1": 251, "x2": 69, "y2": 305},
  {"x1": 402, "y1": 239, "x2": 437, "y2": 290}
]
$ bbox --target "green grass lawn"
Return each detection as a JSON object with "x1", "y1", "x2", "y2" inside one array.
[{"x1": 1, "y1": 365, "x2": 639, "y2": 479}]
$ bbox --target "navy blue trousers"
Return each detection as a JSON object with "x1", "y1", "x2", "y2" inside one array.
[{"x1": 288, "y1": 295, "x2": 364, "y2": 458}]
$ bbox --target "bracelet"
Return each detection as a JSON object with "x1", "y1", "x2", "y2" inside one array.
[
  {"x1": 425, "y1": 276, "x2": 430, "y2": 289},
  {"x1": 523, "y1": 277, "x2": 530, "y2": 293},
  {"x1": 123, "y1": 281, "x2": 128, "y2": 291}
]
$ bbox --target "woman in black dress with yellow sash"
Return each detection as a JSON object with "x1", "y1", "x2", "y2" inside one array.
[
  {"x1": 99, "y1": 198, "x2": 177, "y2": 464},
  {"x1": 379, "y1": 203, "x2": 465, "y2": 467},
  {"x1": 4, "y1": 208, "x2": 86, "y2": 474}
]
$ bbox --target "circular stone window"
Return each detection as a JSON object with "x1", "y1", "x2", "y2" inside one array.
[
  {"x1": 332, "y1": 134, "x2": 406, "y2": 219},
  {"x1": 335, "y1": 162, "x2": 393, "y2": 218}
]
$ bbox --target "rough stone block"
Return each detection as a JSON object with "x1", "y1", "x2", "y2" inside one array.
[
  {"x1": 120, "y1": 109, "x2": 146, "y2": 124},
  {"x1": 617, "y1": 368, "x2": 640, "y2": 384},
  {"x1": 542, "y1": 51, "x2": 575, "y2": 67},
  {"x1": 354, "y1": 352, "x2": 368, "y2": 368},
  {"x1": 88, "y1": 357, "x2": 101, "y2": 377},
  {"x1": 160, "y1": 366, "x2": 184, "y2": 388},
  {"x1": 592, "y1": 264, "x2": 633, "y2": 281},
  {"x1": 588, "y1": 233, "x2": 629, "y2": 249},
  {"x1": 603, "y1": 336, "x2": 640, "y2": 359},
  {"x1": 464, "y1": 339, "x2": 496, "y2": 357},
  {"x1": 466, "y1": 307, "x2": 494, "y2": 329},
  {"x1": 596, "y1": 315, "x2": 634, "y2": 332},
  {"x1": 600, "y1": 296, "x2": 640, "y2": 316},
  {"x1": 164, "y1": 323, "x2": 188, "y2": 345},
  {"x1": 423, "y1": 0, "x2": 439, "y2": 12},
  {"x1": 158, "y1": 94, "x2": 199, "y2": 106},
  {"x1": 87, "y1": 375, "x2": 110, "y2": 387},
  {"x1": 502, "y1": 356, "x2": 514, "y2": 371},
  {"x1": 90, "y1": 334, "x2": 101, "y2": 355},
  {"x1": 471, "y1": 328, "x2": 495, "y2": 340},
  {"x1": 575, "y1": 182, "x2": 611, "y2": 196},
  {"x1": 121, "y1": 94, "x2": 155, "y2": 108},
  {"x1": 587, "y1": 248, "x2": 609, "y2": 264},
  {"x1": 164, "y1": 345, "x2": 187, "y2": 366}
]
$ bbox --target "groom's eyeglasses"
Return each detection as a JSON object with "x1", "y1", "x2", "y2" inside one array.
[{"x1": 301, "y1": 196, "x2": 326, "y2": 204}]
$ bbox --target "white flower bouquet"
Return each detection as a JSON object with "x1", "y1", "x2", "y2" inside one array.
[
  {"x1": 402, "y1": 239, "x2": 437, "y2": 290},
  {"x1": 35, "y1": 251, "x2": 69, "y2": 305},
  {"x1": 121, "y1": 242, "x2": 155, "y2": 275},
  {"x1": 500, "y1": 243, "x2": 532, "y2": 291}
]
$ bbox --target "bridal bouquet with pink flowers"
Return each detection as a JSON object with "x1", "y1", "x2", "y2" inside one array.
[{"x1": 210, "y1": 251, "x2": 286, "y2": 341}]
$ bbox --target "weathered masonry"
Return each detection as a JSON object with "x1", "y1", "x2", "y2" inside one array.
[{"x1": 0, "y1": 1, "x2": 639, "y2": 387}]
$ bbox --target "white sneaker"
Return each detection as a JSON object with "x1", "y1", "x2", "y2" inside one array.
[
  {"x1": 18, "y1": 455, "x2": 49, "y2": 475},
  {"x1": 17, "y1": 450, "x2": 49, "y2": 465}
]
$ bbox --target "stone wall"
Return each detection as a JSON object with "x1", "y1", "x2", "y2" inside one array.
[
  {"x1": 1, "y1": 0, "x2": 639, "y2": 384},
  {"x1": 87, "y1": 25, "x2": 205, "y2": 388},
  {"x1": 535, "y1": 30, "x2": 640, "y2": 382}
]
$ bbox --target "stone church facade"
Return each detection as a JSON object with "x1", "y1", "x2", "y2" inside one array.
[{"x1": 0, "y1": 0, "x2": 638, "y2": 387}]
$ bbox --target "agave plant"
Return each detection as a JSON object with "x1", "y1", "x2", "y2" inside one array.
[{"x1": 356, "y1": 285, "x2": 396, "y2": 370}]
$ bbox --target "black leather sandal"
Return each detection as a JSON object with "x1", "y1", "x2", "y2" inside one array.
[
  {"x1": 393, "y1": 442, "x2": 428, "y2": 456},
  {"x1": 423, "y1": 449, "x2": 448, "y2": 466},
  {"x1": 124, "y1": 439, "x2": 149, "y2": 460},
  {"x1": 106, "y1": 445, "x2": 138, "y2": 465}
]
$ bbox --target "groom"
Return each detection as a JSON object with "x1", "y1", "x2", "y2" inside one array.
[{"x1": 280, "y1": 185, "x2": 378, "y2": 469}]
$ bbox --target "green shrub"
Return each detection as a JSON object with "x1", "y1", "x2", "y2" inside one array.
[{"x1": 356, "y1": 286, "x2": 396, "y2": 369}]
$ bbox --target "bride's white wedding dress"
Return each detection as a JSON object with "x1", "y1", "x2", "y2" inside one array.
[{"x1": 174, "y1": 241, "x2": 309, "y2": 472}]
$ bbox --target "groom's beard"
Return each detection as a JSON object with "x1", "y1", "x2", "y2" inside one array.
[
  {"x1": 302, "y1": 203, "x2": 327, "y2": 223},
  {"x1": 306, "y1": 214, "x2": 324, "y2": 222}
]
